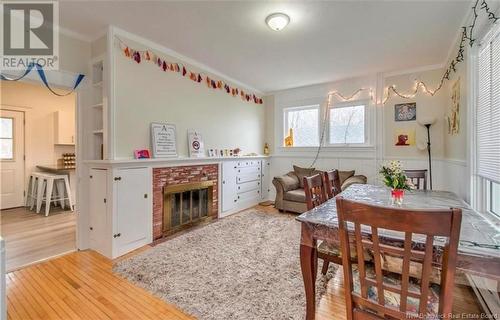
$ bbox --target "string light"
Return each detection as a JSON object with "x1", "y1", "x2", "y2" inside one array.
[{"x1": 383, "y1": 0, "x2": 499, "y2": 104}]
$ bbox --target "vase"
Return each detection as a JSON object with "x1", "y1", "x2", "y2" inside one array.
[{"x1": 391, "y1": 189, "x2": 405, "y2": 206}]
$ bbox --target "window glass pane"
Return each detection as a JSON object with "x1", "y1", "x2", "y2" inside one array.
[
  {"x1": 0, "y1": 118, "x2": 13, "y2": 138},
  {"x1": 491, "y1": 181, "x2": 500, "y2": 216},
  {"x1": 285, "y1": 107, "x2": 319, "y2": 146},
  {"x1": 329, "y1": 105, "x2": 365, "y2": 144},
  {"x1": 0, "y1": 139, "x2": 13, "y2": 159}
]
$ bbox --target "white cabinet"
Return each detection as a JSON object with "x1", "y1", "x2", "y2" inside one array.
[
  {"x1": 89, "y1": 168, "x2": 108, "y2": 256},
  {"x1": 261, "y1": 159, "x2": 271, "y2": 200},
  {"x1": 114, "y1": 167, "x2": 150, "y2": 257},
  {"x1": 221, "y1": 159, "x2": 263, "y2": 217},
  {"x1": 88, "y1": 166, "x2": 151, "y2": 258},
  {"x1": 54, "y1": 109, "x2": 75, "y2": 145}
]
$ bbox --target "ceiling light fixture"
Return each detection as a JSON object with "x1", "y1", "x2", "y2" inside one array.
[{"x1": 265, "y1": 13, "x2": 290, "y2": 31}]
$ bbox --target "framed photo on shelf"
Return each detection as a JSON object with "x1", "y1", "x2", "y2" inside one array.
[{"x1": 151, "y1": 123, "x2": 177, "y2": 158}]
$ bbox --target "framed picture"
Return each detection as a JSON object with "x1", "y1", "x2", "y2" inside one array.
[
  {"x1": 151, "y1": 123, "x2": 177, "y2": 158},
  {"x1": 188, "y1": 130, "x2": 205, "y2": 158},
  {"x1": 134, "y1": 149, "x2": 150, "y2": 159},
  {"x1": 394, "y1": 128, "x2": 415, "y2": 146},
  {"x1": 394, "y1": 103, "x2": 417, "y2": 121}
]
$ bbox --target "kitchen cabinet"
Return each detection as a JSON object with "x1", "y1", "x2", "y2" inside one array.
[{"x1": 54, "y1": 109, "x2": 75, "y2": 145}]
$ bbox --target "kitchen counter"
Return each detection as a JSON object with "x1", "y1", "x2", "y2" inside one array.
[{"x1": 36, "y1": 165, "x2": 75, "y2": 173}]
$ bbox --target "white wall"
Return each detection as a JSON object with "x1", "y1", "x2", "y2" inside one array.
[
  {"x1": 265, "y1": 68, "x2": 470, "y2": 201},
  {"x1": 113, "y1": 36, "x2": 265, "y2": 159}
]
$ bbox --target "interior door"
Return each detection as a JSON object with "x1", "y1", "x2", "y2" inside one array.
[{"x1": 0, "y1": 110, "x2": 25, "y2": 209}]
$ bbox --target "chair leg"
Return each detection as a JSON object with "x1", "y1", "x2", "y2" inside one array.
[
  {"x1": 25, "y1": 176, "x2": 32, "y2": 207},
  {"x1": 36, "y1": 178, "x2": 45, "y2": 213},
  {"x1": 56, "y1": 180, "x2": 65, "y2": 209},
  {"x1": 63, "y1": 176, "x2": 74, "y2": 211},
  {"x1": 45, "y1": 178, "x2": 54, "y2": 217},
  {"x1": 321, "y1": 260, "x2": 330, "y2": 275},
  {"x1": 30, "y1": 177, "x2": 38, "y2": 210}
]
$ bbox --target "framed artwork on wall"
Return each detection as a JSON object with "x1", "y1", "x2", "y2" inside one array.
[
  {"x1": 188, "y1": 130, "x2": 205, "y2": 158},
  {"x1": 394, "y1": 103, "x2": 417, "y2": 121},
  {"x1": 394, "y1": 128, "x2": 415, "y2": 146},
  {"x1": 151, "y1": 123, "x2": 177, "y2": 158}
]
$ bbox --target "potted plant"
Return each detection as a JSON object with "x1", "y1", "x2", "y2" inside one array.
[{"x1": 379, "y1": 161, "x2": 414, "y2": 205}]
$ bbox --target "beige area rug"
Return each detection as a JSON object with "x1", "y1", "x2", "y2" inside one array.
[{"x1": 113, "y1": 208, "x2": 337, "y2": 320}]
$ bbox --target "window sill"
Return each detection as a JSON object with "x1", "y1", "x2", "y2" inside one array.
[{"x1": 279, "y1": 145, "x2": 375, "y2": 151}]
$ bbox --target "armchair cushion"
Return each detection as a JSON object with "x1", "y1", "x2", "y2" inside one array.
[
  {"x1": 283, "y1": 189, "x2": 306, "y2": 203},
  {"x1": 293, "y1": 165, "x2": 316, "y2": 188},
  {"x1": 275, "y1": 173, "x2": 300, "y2": 192}
]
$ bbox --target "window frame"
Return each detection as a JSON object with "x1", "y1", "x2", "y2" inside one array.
[
  {"x1": 282, "y1": 104, "x2": 321, "y2": 147},
  {"x1": 0, "y1": 116, "x2": 15, "y2": 161},
  {"x1": 326, "y1": 100, "x2": 369, "y2": 147}
]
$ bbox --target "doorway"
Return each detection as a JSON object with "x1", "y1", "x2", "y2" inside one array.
[
  {"x1": 0, "y1": 110, "x2": 25, "y2": 209},
  {"x1": 0, "y1": 80, "x2": 78, "y2": 272}
]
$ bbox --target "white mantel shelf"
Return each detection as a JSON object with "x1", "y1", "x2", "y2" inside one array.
[{"x1": 83, "y1": 155, "x2": 271, "y2": 168}]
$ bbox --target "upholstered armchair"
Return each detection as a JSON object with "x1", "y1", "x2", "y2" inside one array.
[{"x1": 272, "y1": 166, "x2": 367, "y2": 213}]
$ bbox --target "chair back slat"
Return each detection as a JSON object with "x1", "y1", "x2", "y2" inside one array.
[
  {"x1": 336, "y1": 197, "x2": 462, "y2": 320},
  {"x1": 354, "y1": 223, "x2": 368, "y2": 299},
  {"x1": 303, "y1": 174, "x2": 327, "y2": 210},
  {"x1": 399, "y1": 232, "x2": 412, "y2": 312},
  {"x1": 324, "y1": 170, "x2": 342, "y2": 199},
  {"x1": 404, "y1": 169, "x2": 428, "y2": 190}
]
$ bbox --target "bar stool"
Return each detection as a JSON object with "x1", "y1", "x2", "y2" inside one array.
[
  {"x1": 25, "y1": 173, "x2": 39, "y2": 209},
  {"x1": 35, "y1": 173, "x2": 74, "y2": 216}
]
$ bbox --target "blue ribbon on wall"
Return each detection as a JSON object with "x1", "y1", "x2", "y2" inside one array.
[{"x1": 1, "y1": 63, "x2": 85, "y2": 97}]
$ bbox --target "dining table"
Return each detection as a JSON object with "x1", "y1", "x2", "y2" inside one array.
[{"x1": 296, "y1": 184, "x2": 500, "y2": 320}]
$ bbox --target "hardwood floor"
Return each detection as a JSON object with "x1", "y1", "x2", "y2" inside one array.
[
  {"x1": 0, "y1": 207, "x2": 76, "y2": 271},
  {"x1": 6, "y1": 250, "x2": 193, "y2": 320},
  {"x1": 4, "y1": 205, "x2": 483, "y2": 319}
]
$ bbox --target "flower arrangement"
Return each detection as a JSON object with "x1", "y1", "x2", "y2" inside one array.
[{"x1": 379, "y1": 161, "x2": 414, "y2": 190}]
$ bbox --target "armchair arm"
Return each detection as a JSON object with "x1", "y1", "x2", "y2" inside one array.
[{"x1": 341, "y1": 175, "x2": 367, "y2": 191}]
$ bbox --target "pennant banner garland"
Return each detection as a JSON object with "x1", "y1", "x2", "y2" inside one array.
[{"x1": 118, "y1": 38, "x2": 263, "y2": 105}]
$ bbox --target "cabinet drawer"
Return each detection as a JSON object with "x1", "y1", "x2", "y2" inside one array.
[
  {"x1": 237, "y1": 189, "x2": 260, "y2": 201},
  {"x1": 237, "y1": 180, "x2": 260, "y2": 193},
  {"x1": 236, "y1": 166, "x2": 260, "y2": 175},
  {"x1": 237, "y1": 173, "x2": 260, "y2": 184},
  {"x1": 236, "y1": 160, "x2": 260, "y2": 168}
]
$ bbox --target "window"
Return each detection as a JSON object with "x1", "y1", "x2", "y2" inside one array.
[
  {"x1": 329, "y1": 104, "x2": 366, "y2": 144},
  {"x1": 0, "y1": 117, "x2": 14, "y2": 160},
  {"x1": 283, "y1": 105, "x2": 319, "y2": 147},
  {"x1": 488, "y1": 181, "x2": 500, "y2": 216},
  {"x1": 475, "y1": 27, "x2": 500, "y2": 214}
]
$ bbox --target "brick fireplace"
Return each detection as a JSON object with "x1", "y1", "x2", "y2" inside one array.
[{"x1": 153, "y1": 164, "x2": 218, "y2": 240}]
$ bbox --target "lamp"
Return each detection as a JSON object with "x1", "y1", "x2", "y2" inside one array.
[
  {"x1": 265, "y1": 13, "x2": 290, "y2": 31},
  {"x1": 417, "y1": 116, "x2": 436, "y2": 190}
]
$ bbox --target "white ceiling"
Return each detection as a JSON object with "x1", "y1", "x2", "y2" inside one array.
[{"x1": 59, "y1": 1, "x2": 471, "y2": 93}]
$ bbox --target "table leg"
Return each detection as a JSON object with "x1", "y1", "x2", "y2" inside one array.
[{"x1": 300, "y1": 225, "x2": 317, "y2": 320}]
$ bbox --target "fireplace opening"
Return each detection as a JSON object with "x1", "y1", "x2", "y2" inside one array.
[{"x1": 163, "y1": 181, "x2": 214, "y2": 236}]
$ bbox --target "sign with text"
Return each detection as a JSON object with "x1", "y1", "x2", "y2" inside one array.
[
  {"x1": 1, "y1": 1, "x2": 59, "y2": 70},
  {"x1": 188, "y1": 130, "x2": 205, "y2": 158},
  {"x1": 151, "y1": 123, "x2": 177, "y2": 158}
]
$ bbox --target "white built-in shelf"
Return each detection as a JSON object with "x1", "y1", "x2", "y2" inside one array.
[
  {"x1": 91, "y1": 103, "x2": 103, "y2": 109},
  {"x1": 93, "y1": 129, "x2": 104, "y2": 134}
]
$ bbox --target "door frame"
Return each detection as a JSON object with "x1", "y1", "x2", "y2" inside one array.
[
  {"x1": 2, "y1": 73, "x2": 84, "y2": 251},
  {"x1": 0, "y1": 107, "x2": 26, "y2": 209}
]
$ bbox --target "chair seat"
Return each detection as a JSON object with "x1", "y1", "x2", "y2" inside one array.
[
  {"x1": 352, "y1": 265, "x2": 441, "y2": 318},
  {"x1": 283, "y1": 189, "x2": 306, "y2": 202}
]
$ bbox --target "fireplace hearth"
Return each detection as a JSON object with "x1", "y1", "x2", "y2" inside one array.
[{"x1": 163, "y1": 181, "x2": 214, "y2": 236}]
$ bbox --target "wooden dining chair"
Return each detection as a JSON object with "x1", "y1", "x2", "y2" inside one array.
[
  {"x1": 304, "y1": 174, "x2": 346, "y2": 274},
  {"x1": 336, "y1": 196, "x2": 462, "y2": 320},
  {"x1": 404, "y1": 169, "x2": 428, "y2": 190},
  {"x1": 323, "y1": 170, "x2": 342, "y2": 199},
  {"x1": 303, "y1": 174, "x2": 327, "y2": 210}
]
